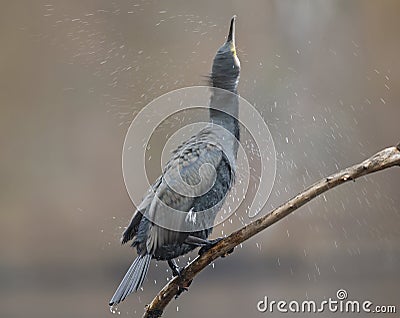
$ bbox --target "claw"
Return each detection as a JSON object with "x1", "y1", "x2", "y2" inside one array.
[
  {"x1": 175, "y1": 280, "x2": 192, "y2": 299},
  {"x1": 198, "y1": 237, "x2": 223, "y2": 255},
  {"x1": 221, "y1": 247, "x2": 234, "y2": 258},
  {"x1": 198, "y1": 237, "x2": 235, "y2": 257}
]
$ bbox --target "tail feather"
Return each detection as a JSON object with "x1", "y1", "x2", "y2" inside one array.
[{"x1": 109, "y1": 254, "x2": 152, "y2": 306}]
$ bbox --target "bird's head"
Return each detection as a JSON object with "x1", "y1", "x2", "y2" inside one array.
[{"x1": 211, "y1": 16, "x2": 240, "y2": 91}]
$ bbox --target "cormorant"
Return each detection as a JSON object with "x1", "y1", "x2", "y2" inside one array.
[{"x1": 109, "y1": 16, "x2": 241, "y2": 306}]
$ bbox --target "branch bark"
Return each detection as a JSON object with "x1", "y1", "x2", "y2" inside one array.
[{"x1": 143, "y1": 144, "x2": 400, "y2": 318}]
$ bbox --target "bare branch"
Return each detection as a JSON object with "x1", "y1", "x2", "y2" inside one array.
[{"x1": 143, "y1": 144, "x2": 400, "y2": 318}]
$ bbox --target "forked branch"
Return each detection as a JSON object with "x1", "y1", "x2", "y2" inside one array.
[{"x1": 143, "y1": 143, "x2": 400, "y2": 318}]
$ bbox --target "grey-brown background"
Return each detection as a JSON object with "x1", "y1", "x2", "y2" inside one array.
[{"x1": 1, "y1": 1, "x2": 399, "y2": 317}]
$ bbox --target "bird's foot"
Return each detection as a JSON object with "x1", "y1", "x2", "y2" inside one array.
[
  {"x1": 167, "y1": 259, "x2": 182, "y2": 277},
  {"x1": 171, "y1": 265, "x2": 182, "y2": 277},
  {"x1": 198, "y1": 237, "x2": 234, "y2": 256},
  {"x1": 175, "y1": 280, "x2": 192, "y2": 299},
  {"x1": 221, "y1": 246, "x2": 235, "y2": 258},
  {"x1": 167, "y1": 260, "x2": 192, "y2": 298}
]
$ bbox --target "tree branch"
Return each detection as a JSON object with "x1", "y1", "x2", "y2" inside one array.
[{"x1": 143, "y1": 144, "x2": 400, "y2": 318}]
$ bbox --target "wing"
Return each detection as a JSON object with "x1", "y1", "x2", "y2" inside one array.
[
  {"x1": 121, "y1": 176, "x2": 162, "y2": 244},
  {"x1": 144, "y1": 129, "x2": 224, "y2": 254}
]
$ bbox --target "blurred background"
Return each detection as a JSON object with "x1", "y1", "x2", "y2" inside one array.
[{"x1": 1, "y1": 1, "x2": 399, "y2": 317}]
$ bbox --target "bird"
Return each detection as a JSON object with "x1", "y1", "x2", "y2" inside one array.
[{"x1": 109, "y1": 16, "x2": 241, "y2": 306}]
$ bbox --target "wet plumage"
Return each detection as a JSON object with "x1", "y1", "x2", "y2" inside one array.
[{"x1": 109, "y1": 16, "x2": 241, "y2": 306}]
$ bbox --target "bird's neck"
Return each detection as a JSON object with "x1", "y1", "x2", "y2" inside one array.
[{"x1": 209, "y1": 87, "x2": 240, "y2": 161}]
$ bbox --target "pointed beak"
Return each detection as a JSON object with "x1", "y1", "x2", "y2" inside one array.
[{"x1": 226, "y1": 15, "x2": 236, "y2": 44}]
